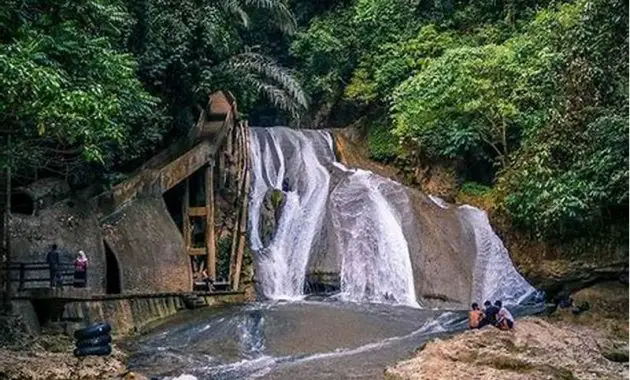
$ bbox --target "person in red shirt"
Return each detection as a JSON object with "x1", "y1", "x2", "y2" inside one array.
[{"x1": 73, "y1": 250, "x2": 88, "y2": 288}]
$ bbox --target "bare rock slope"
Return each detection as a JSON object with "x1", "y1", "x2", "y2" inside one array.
[{"x1": 385, "y1": 317, "x2": 628, "y2": 380}]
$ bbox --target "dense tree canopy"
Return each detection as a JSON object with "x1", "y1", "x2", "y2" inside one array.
[
  {"x1": 290, "y1": 0, "x2": 627, "y2": 240},
  {"x1": 0, "y1": 0, "x2": 304, "y2": 187},
  {"x1": 0, "y1": 0, "x2": 627, "y2": 241}
]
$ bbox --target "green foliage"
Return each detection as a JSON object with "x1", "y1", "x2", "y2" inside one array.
[
  {"x1": 391, "y1": 39, "x2": 558, "y2": 165},
  {"x1": 346, "y1": 25, "x2": 459, "y2": 103},
  {"x1": 1, "y1": 0, "x2": 306, "y2": 186},
  {"x1": 367, "y1": 123, "x2": 399, "y2": 162},
  {"x1": 291, "y1": 0, "x2": 628, "y2": 240},
  {"x1": 460, "y1": 182, "x2": 493, "y2": 197},
  {"x1": 498, "y1": 0, "x2": 628, "y2": 238},
  {"x1": 128, "y1": 0, "x2": 306, "y2": 128},
  {"x1": 290, "y1": 7, "x2": 358, "y2": 103},
  {"x1": 503, "y1": 112, "x2": 628, "y2": 239},
  {"x1": 0, "y1": 0, "x2": 164, "y2": 185}
]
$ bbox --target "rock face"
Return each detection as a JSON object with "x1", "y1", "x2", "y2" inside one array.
[
  {"x1": 385, "y1": 317, "x2": 628, "y2": 380},
  {"x1": 303, "y1": 133, "x2": 534, "y2": 308},
  {"x1": 259, "y1": 189, "x2": 285, "y2": 248}
]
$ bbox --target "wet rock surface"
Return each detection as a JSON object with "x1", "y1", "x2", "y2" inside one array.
[
  {"x1": 259, "y1": 189, "x2": 285, "y2": 248},
  {"x1": 385, "y1": 316, "x2": 628, "y2": 380}
]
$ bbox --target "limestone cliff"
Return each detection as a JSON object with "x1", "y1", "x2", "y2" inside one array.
[{"x1": 331, "y1": 128, "x2": 629, "y2": 299}]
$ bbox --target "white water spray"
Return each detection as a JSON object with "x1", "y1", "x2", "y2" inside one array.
[
  {"x1": 248, "y1": 127, "x2": 538, "y2": 307},
  {"x1": 330, "y1": 170, "x2": 419, "y2": 307},
  {"x1": 248, "y1": 127, "x2": 333, "y2": 300},
  {"x1": 458, "y1": 205, "x2": 537, "y2": 304}
]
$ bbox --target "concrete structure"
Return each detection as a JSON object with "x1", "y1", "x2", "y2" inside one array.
[{"x1": 2, "y1": 91, "x2": 252, "y2": 334}]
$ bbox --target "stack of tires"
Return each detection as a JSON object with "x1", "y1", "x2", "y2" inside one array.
[{"x1": 73, "y1": 322, "x2": 113, "y2": 357}]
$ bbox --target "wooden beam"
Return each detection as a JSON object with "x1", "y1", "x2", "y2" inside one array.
[
  {"x1": 182, "y1": 179, "x2": 190, "y2": 250},
  {"x1": 228, "y1": 122, "x2": 245, "y2": 283},
  {"x1": 232, "y1": 123, "x2": 250, "y2": 291},
  {"x1": 189, "y1": 207, "x2": 207, "y2": 217},
  {"x1": 160, "y1": 142, "x2": 213, "y2": 192},
  {"x1": 205, "y1": 164, "x2": 216, "y2": 281}
]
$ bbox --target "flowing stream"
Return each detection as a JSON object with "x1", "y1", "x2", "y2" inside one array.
[{"x1": 128, "y1": 126, "x2": 541, "y2": 379}]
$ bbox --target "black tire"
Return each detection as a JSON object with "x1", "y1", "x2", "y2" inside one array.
[
  {"x1": 74, "y1": 322, "x2": 111, "y2": 340},
  {"x1": 75, "y1": 334, "x2": 112, "y2": 348},
  {"x1": 73, "y1": 344, "x2": 112, "y2": 357}
]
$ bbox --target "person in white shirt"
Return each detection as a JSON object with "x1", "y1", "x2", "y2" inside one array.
[{"x1": 495, "y1": 300, "x2": 514, "y2": 330}]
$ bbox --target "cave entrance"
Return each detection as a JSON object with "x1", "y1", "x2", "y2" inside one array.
[
  {"x1": 104, "y1": 241, "x2": 121, "y2": 294},
  {"x1": 10, "y1": 192, "x2": 34, "y2": 215}
]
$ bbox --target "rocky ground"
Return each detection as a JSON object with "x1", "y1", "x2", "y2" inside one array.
[
  {"x1": 0, "y1": 317, "x2": 146, "y2": 380},
  {"x1": 386, "y1": 282, "x2": 629, "y2": 380}
]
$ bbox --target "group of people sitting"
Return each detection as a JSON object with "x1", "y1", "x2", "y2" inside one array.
[{"x1": 468, "y1": 300, "x2": 514, "y2": 330}]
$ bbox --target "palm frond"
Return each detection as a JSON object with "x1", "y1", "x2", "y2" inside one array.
[
  {"x1": 219, "y1": 0, "x2": 250, "y2": 27},
  {"x1": 222, "y1": 52, "x2": 307, "y2": 109},
  {"x1": 241, "y1": 75, "x2": 301, "y2": 117},
  {"x1": 240, "y1": 0, "x2": 296, "y2": 34}
]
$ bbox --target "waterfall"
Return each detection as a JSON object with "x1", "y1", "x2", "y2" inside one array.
[
  {"x1": 248, "y1": 127, "x2": 334, "y2": 300},
  {"x1": 330, "y1": 170, "x2": 419, "y2": 307},
  {"x1": 459, "y1": 205, "x2": 537, "y2": 304},
  {"x1": 248, "y1": 127, "x2": 538, "y2": 307}
]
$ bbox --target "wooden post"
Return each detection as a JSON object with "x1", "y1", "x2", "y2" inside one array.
[
  {"x1": 228, "y1": 122, "x2": 245, "y2": 282},
  {"x1": 217, "y1": 150, "x2": 225, "y2": 191},
  {"x1": 232, "y1": 125, "x2": 250, "y2": 291},
  {"x1": 182, "y1": 179, "x2": 191, "y2": 250},
  {"x1": 205, "y1": 164, "x2": 216, "y2": 281}
]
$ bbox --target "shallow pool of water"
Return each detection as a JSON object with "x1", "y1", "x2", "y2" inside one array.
[{"x1": 127, "y1": 298, "x2": 471, "y2": 379}]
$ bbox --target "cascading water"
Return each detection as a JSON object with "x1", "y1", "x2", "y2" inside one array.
[
  {"x1": 330, "y1": 170, "x2": 418, "y2": 307},
  {"x1": 248, "y1": 127, "x2": 334, "y2": 300},
  {"x1": 128, "y1": 127, "x2": 543, "y2": 380},
  {"x1": 248, "y1": 127, "x2": 538, "y2": 307},
  {"x1": 248, "y1": 128, "x2": 418, "y2": 305},
  {"x1": 459, "y1": 205, "x2": 537, "y2": 304}
]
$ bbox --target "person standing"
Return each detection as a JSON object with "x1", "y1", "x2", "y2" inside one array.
[
  {"x1": 46, "y1": 244, "x2": 61, "y2": 288},
  {"x1": 73, "y1": 250, "x2": 88, "y2": 288}
]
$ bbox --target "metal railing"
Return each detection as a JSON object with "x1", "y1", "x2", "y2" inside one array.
[{"x1": 0, "y1": 261, "x2": 84, "y2": 291}]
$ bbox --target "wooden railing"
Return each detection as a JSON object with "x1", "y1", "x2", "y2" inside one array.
[{"x1": 0, "y1": 261, "x2": 83, "y2": 291}]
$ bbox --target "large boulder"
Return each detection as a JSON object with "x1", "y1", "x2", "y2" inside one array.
[
  {"x1": 259, "y1": 189, "x2": 286, "y2": 248},
  {"x1": 385, "y1": 317, "x2": 628, "y2": 380}
]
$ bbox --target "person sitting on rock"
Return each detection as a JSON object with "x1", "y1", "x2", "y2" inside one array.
[
  {"x1": 495, "y1": 300, "x2": 515, "y2": 330},
  {"x1": 480, "y1": 300, "x2": 499, "y2": 328},
  {"x1": 468, "y1": 303, "x2": 484, "y2": 329}
]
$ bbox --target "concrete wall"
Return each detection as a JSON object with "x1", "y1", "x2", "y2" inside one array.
[
  {"x1": 9, "y1": 200, "x2": 107, "y2": 294},
  {"x1": 101, "y1": 196, "x2": 191, "y2": 293},
  {"x1": 62, "y1": 295, "x2": 185, "y2": 337}
]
